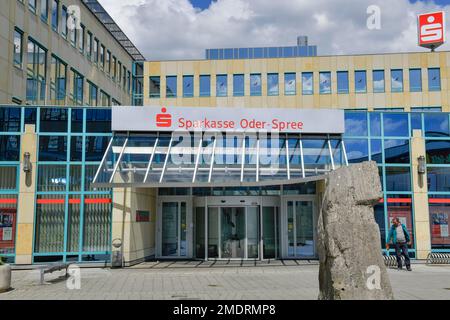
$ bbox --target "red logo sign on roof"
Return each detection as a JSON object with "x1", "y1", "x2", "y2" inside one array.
[{"x1": 418, "y1": 11, "x2": 445, "y2": 50}]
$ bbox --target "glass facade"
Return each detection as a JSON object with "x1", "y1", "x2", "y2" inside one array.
[
  {"x1": 205, "y1": 45, "x2": 317, "y2": 60},
  {"x1": 1, "y1": 105, "x2": 450, "y2": 263},
  {"x1": 0, "y1": 106, "x2": 112, "y2": 264}
]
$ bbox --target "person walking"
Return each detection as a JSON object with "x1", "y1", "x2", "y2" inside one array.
[{"x1": 386, "y1": 218, "x2": 412, "y2": 271}]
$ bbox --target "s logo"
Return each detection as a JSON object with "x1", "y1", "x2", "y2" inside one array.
[
  {"x1": 156, "y1": 107, "x2": 172, "y2": 127},
  {"x1": 418, "y1": 12, "x2": 445, "y2": 49}
]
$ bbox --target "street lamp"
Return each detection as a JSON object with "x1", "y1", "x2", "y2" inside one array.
[
  {"x1": 23, "y1": 152, "x2": 32, "y2": 173},
  {"x1": 418, "y1": 155, "x2": 426, "y2": 175}
]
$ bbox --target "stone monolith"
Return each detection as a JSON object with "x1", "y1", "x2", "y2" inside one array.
[{"x1": 318, "y1": 161, "x2": 394, "y2": 300}]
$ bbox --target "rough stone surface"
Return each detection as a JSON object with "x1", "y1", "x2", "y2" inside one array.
[
  {"x1": 318, "y1": 161, "x2": 394, "y2": 300},
  {"x1": 0, "y1": 264, "x2": 12, "y2": 293}
]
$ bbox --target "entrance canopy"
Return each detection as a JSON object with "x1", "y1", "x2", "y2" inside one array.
[{"x1": 92, "y1": 132, "x2": 348, "y2": 188}]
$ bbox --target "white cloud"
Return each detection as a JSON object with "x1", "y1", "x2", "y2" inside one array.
[{"x1": 97, "y1": 0, "x2": 450, "y2": 60}]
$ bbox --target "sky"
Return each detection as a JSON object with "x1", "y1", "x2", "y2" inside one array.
[{"x1": 97, "y1": 0, "x2": 450, "y2": 60}]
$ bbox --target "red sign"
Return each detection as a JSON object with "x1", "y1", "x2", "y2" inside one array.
[
  {"x1": 156, "y1": 107, "x2": 172, "y2": 128},
  {"x1": 418, "y1": 11, "x2": 445, "y2": 49}
]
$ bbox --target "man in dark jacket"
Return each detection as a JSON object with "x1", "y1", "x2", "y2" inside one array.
[{"x1": 386, "y1": 218, "x2": 412, "y2": 271}]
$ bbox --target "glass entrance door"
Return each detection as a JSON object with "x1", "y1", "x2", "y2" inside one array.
[
  {"x1": 262, "y1": 206, "x2": 280, "y2": 259},
  {"x1": 161, "y1": 201, "x2": 187, "y2": 257},
  {"x1": 206, "y1": 206, "x2": 260, "y2": 260},
  {"x1": 287, "y1": 200, "x2": 315, "y2": 258},
  {"x1": 221, "y1": 207, "x2": 245, "y2": 258}
]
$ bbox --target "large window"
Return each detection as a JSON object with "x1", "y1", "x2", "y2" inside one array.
[
  {"x1": 88, "y1": 81, "x2": 98, "y2": 106},
  {"x1": 100, "y1": 45, "x2": 105, "y2": 69},
  {"x1": 409, "y1": 69, "x2": 422, "y2": 92},
  {"x1": 250, "y1": 74, "x2": 262, "y2": 96},
  {"x1": 13, "y1": 28, "x2": 23, "y2": 68},
  {"x1": 373, "y1": 70, "x2": 385, "y2": 93},
  {"x1": 61, "y1": 5, "x2": 68, "y2": 38},
  {"x1": 302, "y1": 72, "x2": 313, "y2": 95},
  {"x1": 71, "y1": 69, "x2": 83, "y2": 105},
  {"x1": 149, "y1": 76, "x2": 161, "y2": 98},
  {"x1": 355, "y1": 70, "x2": 367, "y2": 93},
  {"x1": 267, "y1": 73, "x2": 279, "y2": 96},
  {"x1": 26, "y1": 39, "x2": 47, "y2": 104},
  {"x1": 29, "y1": 0, "x2": 37, "y2": 13},
  {"x1": 429, "y1": 202, "x2": 450, "y2": 249},
  {"x1": 51, "y1": 0, "x2": 58, "y2": 31},
  {"x1": 216, "y1": 74, "x2": 227, "y2": 97},
  {"x1": 428, "y1": 68, "x2": 441, "y2": 91},
  {"x1": 284, "y1": 73, "x2": 296, "y2": 95},
  {"x1": 426, "y1": 140, "x2": 450, "y2": 164},
  {"x1": 391, "y1": 69, "x2": 403, "y2": 92},
  {"x1": 40, "y1": 0, "x2": 48, "y2": 22},
  {"x1": 86, "y1": 32, "x2": 92, "y2": 59},
  {"x1": 385, "y1": 167, "x2": 411, "y2": 191},
  {"x1": 166, "y1": 76, "x2": 177, "y2": 98},
  {"x1": 319, "y1": 72, "x2": 331, "y2": 94},
  {"x1": 78, "y1": 24, "x2": 85, "y2": 53},
  {"x1": 337, "y1": 71, "x2": 349, "y2": 94},
  {"x1": 106, "y1": 50, "x2": 111, "y2": 74},
  {"x1": 233, "y1": 74, "x2": 244, "y2": 96},
  {"x1": 199, "y1": 75, "x2": 210, "y2": 97},
  {"x1": 183, "y1": 75, "x2": 194, "y2": 98},
  {"x1": 93, "y1": 38, "x2": 99, "y2": 63},
  {"x1": 50, "y1": 55, "x2": 67, "y2": 105},
  {"x1": 100, "y1": 90, "x2": 110, "y2": 106}
]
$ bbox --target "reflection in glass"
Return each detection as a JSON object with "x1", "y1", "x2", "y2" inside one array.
[
  {"x1": 319, "y1": 72, "x2": 331, "y2": 94},
  {"x1": 391, "y1": 69, "x2": 403, "y2": 92},
  {"x1": 267, "y1": 73, "x2": 279, "y2": 96},
  {"x1": 302, "y1": 72, "x2": 313, "y2": 95},
  {"x1": 355, "y1": 70, "x2": 367, "y2": 93},
  {"x1": 373, "y1": 70, "x2": 385, "y2": 93},
  {"x1": 284, "y1": 73, "x2": 296, "y2": 95},
  {"x1": 409, "y1": 69, "x2": 422, "y2": 92},
  {"x1": 385, "y1": 167, "x2": 411, "y2": 191}
]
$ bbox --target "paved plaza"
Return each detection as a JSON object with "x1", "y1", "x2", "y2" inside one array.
[{"x1": 1, "y1": 261, "x2": 450, "y2": 300}]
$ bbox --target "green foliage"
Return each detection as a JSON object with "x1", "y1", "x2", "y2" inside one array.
[{"x1": 0, "y1": 257, "x2": 6, "y2": 266}]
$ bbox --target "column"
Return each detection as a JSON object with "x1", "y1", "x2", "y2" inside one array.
[
  {"x1": 15, "y1": 125, "x2": 37, "y2": 265},
  {"x1": 411, "y1": 129, "x2": 431, "y2": 259}
]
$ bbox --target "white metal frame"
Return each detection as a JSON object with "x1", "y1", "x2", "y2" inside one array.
[{"x1": 281, "y1": 195, "x2": 318, "y2": 259}]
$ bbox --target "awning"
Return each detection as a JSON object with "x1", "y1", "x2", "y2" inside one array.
[{"x1": 92, "y1": 132, "x2": 348, "y2": 188}]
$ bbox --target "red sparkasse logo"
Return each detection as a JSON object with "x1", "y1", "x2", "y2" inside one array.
[
  {"x1": 156, "y1": 107, "x2": 172, "y2": 127},
  {"x1": 418, "y1": 11, "x2": 445, "y2": 49}
]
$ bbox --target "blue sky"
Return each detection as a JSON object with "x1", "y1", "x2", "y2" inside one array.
[
  {"x1": 189, "y1": 0, "x2": 214, "y2": 10},
  {"x1": 99, "y1": 0, "x2": 450, "y2": 60}
]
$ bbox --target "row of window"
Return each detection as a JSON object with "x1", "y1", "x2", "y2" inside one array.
[
  {"x1": 17, "y1": 0, "x2": 131, "y2": 97},
  {"x1": 14, "y1": 33, "x2": 122, "y2": 106},
  {"x1": 148, "y1": 68, "x2": 441, "y2": 98}
]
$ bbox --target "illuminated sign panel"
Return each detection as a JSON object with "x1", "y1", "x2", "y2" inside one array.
[
  {"x1": 112, "y1": 106, "x2": 345, "y2": 134},
  {"x1": 418, "y1": 11, "x2": 445, "y2": 50}
]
